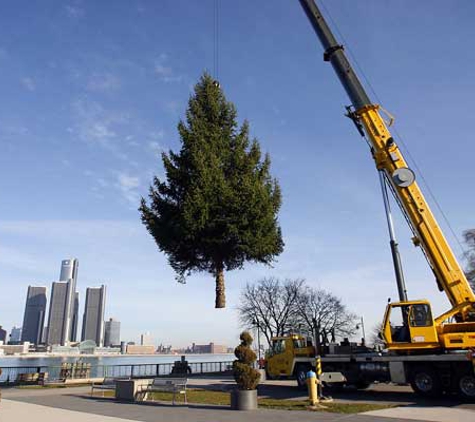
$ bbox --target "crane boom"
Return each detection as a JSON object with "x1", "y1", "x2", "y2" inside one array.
[{"x1": 298, "y1": 0, "x2": 475, "y2": 330}]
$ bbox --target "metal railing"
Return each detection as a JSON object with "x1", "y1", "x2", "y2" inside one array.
[{"x1": 0, "y1": 360, "x2": 233, "y2": 385}]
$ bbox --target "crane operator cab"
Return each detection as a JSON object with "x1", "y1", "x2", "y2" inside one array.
[{"x1": 382, "y1": 300, "x2": 440, "y2": 352}]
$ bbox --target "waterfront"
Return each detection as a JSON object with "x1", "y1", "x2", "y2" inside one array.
[
  {"x1": 0, "y1": 353, "x2": 233, "y2": 368},
  {"x1": 0, "y1": 353, "x2": 235, "y2": 383}
]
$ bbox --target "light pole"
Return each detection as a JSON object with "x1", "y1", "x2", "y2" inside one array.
[
  {"x1": 252, "y1": 318, "x2": 261, "y2": 366},
  {"x1": 356, "y1": 316, "x2": 366, "y2": 344}
]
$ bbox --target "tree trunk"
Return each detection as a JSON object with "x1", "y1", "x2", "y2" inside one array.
[{"x1": 215, "y1": 264, "x2": 226, "y2": 308}]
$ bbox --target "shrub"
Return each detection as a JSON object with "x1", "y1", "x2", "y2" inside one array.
[{"x1": 232, "y1": 331, "x2": 261, "y2": 390}]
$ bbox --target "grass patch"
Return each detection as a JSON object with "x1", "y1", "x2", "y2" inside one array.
[
  {"x1": 17, "y1": 384, "x2": 69, "y2": 389},
  {"x1": 20, "y1": 384, "x2": 393, "y2": 414},
  {"x1": 148, "y1": 389, "x2": 395, "y2": 413},
  {"x1": 259, "y1": 398, "x2": 394, "y2": 413},
  {"x1": 149, "y1": 389, "x2": 229, "y2": 405}
]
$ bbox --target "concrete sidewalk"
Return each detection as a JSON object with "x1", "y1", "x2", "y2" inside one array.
[
  {"x1": 1, "y1": 387, "x2": 417, "y2": 422},
  {"x1": 0, "y1": 400, "x2": 133, "y2": 422},
  {"x1": 362, "y1": 406, "x2": 475, "y2": 422},
  {"x1": 2, "y1": 381, "x2": 474, "y2": 422}
]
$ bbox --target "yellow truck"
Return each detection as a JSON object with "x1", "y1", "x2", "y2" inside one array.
[
  {"x1": 265, "y1": 334, "x2": 317, "y2": 389},
  {"x1": 265, "y1": 332, "x2": 475, "y2": 398}
]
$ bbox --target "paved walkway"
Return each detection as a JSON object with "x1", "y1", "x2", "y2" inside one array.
[
  {"x1": 0, "y1": 386, "x2": 416, "y2": 422},
  {"x1": 0, "y1": 398, "x2": 419, "y2": 422},
  {"x1": 362, "y1": 406, "x2": 475, "y2": 422},
  {"x1": 0, "y1": 400, "x2": 133, "y2": 422},
  {"x1": 1, "y1": 380, "x2": 474, "y2": 422}
]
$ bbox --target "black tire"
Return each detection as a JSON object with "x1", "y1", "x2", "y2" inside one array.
[
  {"x1": 265, "y1": 368, "x2": 278, "y2": 380},
  {"x1": 457, "y1": 373, "x2": 475, "y2": 401},
  {"x1": 409, "y1": 367, "x2": 442, "y2": 397},
  {"x1": 354, "y1": 381, "x2": 371, "y2": 390},
  {"x1": 295, "y1": 365, "x2": 311, "y2": 390}
]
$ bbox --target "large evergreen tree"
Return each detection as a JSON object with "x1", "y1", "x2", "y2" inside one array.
[{"x1": 140, "y1": 73, "x2": 283, "y2": 308}]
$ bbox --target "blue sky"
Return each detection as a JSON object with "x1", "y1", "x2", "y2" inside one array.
[{"x1": 1, "y1": 0, "x2": 474, "y2": 348}]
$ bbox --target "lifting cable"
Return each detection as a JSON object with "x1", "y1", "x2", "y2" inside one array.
[
  {"x1": 213, "y1": 0, "x2": 220, "y2": 84},
  {"x1": 320, "y1": 0, "x2": 467, "y2": 258}
]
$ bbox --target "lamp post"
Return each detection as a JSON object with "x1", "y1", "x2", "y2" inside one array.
[
  {"x1": 356, "y1": 316, "x2": 366, "y2": 344},
  {"x1": 252, "y1": 318, "x2": 261, "y2": 366}
]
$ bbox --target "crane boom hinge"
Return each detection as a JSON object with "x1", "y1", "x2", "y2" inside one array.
[
  {"x1": 345, "y1": 107, "x2": 365, "y2": 137},
  {"x1": 323, "y1": 44, "x2": 344, "y2": 61}
]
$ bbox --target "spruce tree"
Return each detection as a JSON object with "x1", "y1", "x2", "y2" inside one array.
[{"x1": 140, "y1": 73, "x2": 283, "y2": 308}]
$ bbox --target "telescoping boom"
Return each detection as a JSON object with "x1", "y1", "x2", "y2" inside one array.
[{"x1": 298, "y1": 0, "x2": 475, "y2": 352}]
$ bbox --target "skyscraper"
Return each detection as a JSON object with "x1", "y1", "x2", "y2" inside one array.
[
  {"x1": 104, "y1": 318, "x2": 120, "y2": 347},
  {"x1": 59, "y1": 258, "x2": 79, "y2": 343},
  {"x1": 46, "y1": 258, "x2": 79, "y2": 345},
  {"x1": 71, "y1": 292, "x2": 79, "y2": 342},
  {"x1": 59, "y1": 258, "x2": 79, "y2": 282},
  {"x1": 81, "y1": 285, "x2": 106, "y2": 347},
  {"x1": 9, "y1": 326, "x2": 22, "y2": 344},
  {"x1": 21, "y1": 286, "x2": 47, "y2": 345},
  {"x1": 140, "y1": 332, "x2": 153, "y2": 346},
  {"x1": 0, "y1": 326, "x2": 7, "y2": 343}
]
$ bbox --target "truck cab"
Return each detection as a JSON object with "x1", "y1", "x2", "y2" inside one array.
[{"x1": 265, "y1": 334, "x2": 316, "y2": 388}]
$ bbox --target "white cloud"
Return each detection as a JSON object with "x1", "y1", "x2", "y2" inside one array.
[
  {"x1": 0, "y1": 47, "x2": 7, "y2": 59},
  {"x1": 87, "y1": 72, "x2": 121, "y2": 92},
  {"x1": 148, "y1": 141, "x2": 163, "y2": 157},
  {"x1": 116, "y1": 172, "x2": 141, "y2": 205},
  {"x1": 0, "y1": 244, "x2": 45, "y2": 273},
  {"x1": 21, "y1": 77, "x2": 36, "y2": 91},
  {"x1": 97, "y1": 178, "x2": 109, "y2": 188},
  {"x1": 118, "y1": 173, "x2": 140, "y2": 190},
  {"x1": 70, "y1": 97, "x2": 163, "y2": 168},
  {"x1": 154, "y1": 53, "x2": 183, "y2": 83},
  {"x1": 165, "y1": 100, "x2": 181, "y2": 114},
  {"x1": 71, "y1": 98, "x2": 126, "y2": 150},
  {"x1": 155, "y1": 64, "x2": 172, "y2": 78},
  {"x1": 65, "y1": 4, "x2": 85, "y2": 18},
  {"x1": 2, "y1": 125, "x2": 29, "y2": 136}
]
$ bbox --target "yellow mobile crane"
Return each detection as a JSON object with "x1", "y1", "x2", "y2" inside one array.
[
  {"x1": 264, "y1": 1, "x2": 475, "y2": 399},
  {"x1": 298, "y1": 1, "x2": 475, "y2": 350}
]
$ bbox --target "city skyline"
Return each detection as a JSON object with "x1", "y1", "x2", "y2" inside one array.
[{"x1": 3, "y1": 259, "x2": 119, "y2": 348}]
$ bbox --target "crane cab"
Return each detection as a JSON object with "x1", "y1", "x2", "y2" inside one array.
[
  {"x1": 382, "y1": 300, "x2": 440, "y2": 352},
  {"x1": 383, "y1": 300, "x2": 475, "y2": 351}
]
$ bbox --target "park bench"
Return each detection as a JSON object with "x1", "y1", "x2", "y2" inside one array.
[
  {"x1": 90, "y1": 377, "x2": 119, "y2": 397},
  {"x1": 141, "y1": 378, "x2": 188, "y2": 405}
]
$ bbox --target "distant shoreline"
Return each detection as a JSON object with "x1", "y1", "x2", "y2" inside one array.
[{"x1": 0, "y1": 352, "x2": 234, "y2": 360}]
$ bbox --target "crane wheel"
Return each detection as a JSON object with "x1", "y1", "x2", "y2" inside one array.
[
  {"x1": 295, "y1": 365, "x2": 311, "y2": 390},
  {"x1": 265, "y1": 368, "x2": 279, "y2": 380},
  {"x1": 354, "y1": 381, "x2": 371, "y2": 390},
  {"x1": 457, "y1": 373, "x2": 475, "y2": 401},
  {"x1": 409, "y1": 367, "x2": 442, "y2": 397}
]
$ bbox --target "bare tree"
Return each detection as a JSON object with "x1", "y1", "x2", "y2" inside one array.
[
  {"x1": 463, "y1": 229, "x2": 475, "y2": 289},
  {"x1": 295, "y1": 286, "x2": 358, "y2": 345},
  {"x1": 238, "y1": 277, "x2": 304, "y2": 347},
  {"x1": 368, "y1": 322, "x2": 385, "y2": 348}
]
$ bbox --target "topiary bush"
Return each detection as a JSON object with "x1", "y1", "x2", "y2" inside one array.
[{"x1": 233, "y1": 331, "x2": 261, "y2": 390}]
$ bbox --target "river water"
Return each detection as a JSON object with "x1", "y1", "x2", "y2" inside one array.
[{"x1": 0, "y1": 353, "x2": 234, "y2": 368}]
